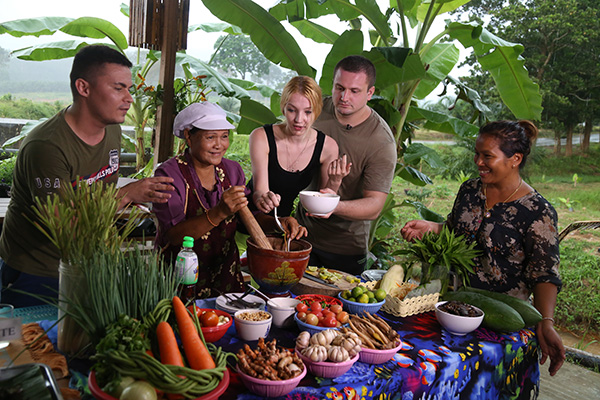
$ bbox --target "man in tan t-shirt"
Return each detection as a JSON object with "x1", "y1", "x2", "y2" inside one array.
[
  {"x1": 297, "y1": 55, "x2": 397, "y2": 275},
  {"x1": 0, "y1": 45, "x2": 174, "y2": 307}
]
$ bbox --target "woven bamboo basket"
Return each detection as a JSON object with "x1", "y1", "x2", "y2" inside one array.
[{"x1": 363, "y1": 281, "x2": 439, "y2": 317}]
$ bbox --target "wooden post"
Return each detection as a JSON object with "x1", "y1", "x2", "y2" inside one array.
[{"x1": 153, "y1": 0, "x2": 178, "y2": 165}]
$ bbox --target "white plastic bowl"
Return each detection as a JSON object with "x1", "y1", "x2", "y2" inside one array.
[
  {"x1": 435, "y1": 301, "x2": 484, "y2": 336},
  {"x1": 234, "y1": 309, "x2": 273, "y2": 341},
  {"x1": 267, "y1": 298, "x2": 301, "y2": 328},
  {"x1": 299, "y1": 191, "x2": 340, "y2": 216}
]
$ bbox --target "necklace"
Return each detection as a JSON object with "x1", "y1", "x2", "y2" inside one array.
[
  {"x1": 284, "y1": 128, "x2": 311, "y2": 172},
  {"x1": 483, "y1": 178, "x2": 522, "y2": 218}
]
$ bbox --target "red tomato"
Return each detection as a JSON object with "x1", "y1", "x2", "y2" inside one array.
[
  {"x1": 200, "y1": 310, "x2": 219, "y2": 327},
  {"x1": 337, "y1": 311, "x2": 349, "y2": 324},
  {"x1": 310, "y1": 301, "x2": 322, "y2": 314},
  {"x1": 322, "y1": 314, "x2": 337, "y2": 327},
  {"x1": 330, "y1": 304, "x2": 343, "y2": 314},
  {"x1": 322, "y1": 309, "x2": 334, "y2": 318},
  {"x1": 313, "y1": 311, "x2": 323, "y2": 320},
  {"x1": 297, "y1": 311, "x2": 307, "y2": 321},
  {"x1": 296, "y1": 303, "x2": 309, "y2": 313},
  {"x1": 305, "y1": 313, "x2": 319, "y2": 326}
]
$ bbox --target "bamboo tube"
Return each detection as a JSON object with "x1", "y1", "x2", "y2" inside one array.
[{"x1": 238, "y1": 206, "x2": 273, "y2": 250}]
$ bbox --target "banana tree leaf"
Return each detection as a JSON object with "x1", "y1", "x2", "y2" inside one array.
[
  {"x1": 290, "y1": 20, "x2": 339, "y2": 44},
  {"x1": 188, "y1": 22, "x2": 242, "y2": 34},
  {"x1": 413, "y1": 43, "x2": 459, "y2": 100},
  {"x1": 60, "y1": 17, "x2": 128, "y2": 49},
  {"x1": 448, "y1": 21, "x2": 542, "y2": 120},
  {"x1": 401, "y1": 199, "x2": 445, "y2": 223},
  {"x1": 0, "y1": 17, "x2": 74, "y2": 37},
  {"x1": 202, "y1": 0, "x2": 315, "y2": 77},
  {"x1": 177, "y1": 53, "x2": 238, "y2": 97},
  {"x1": 319, "y1": 30, "x2": 364, "y2": 95},
  {"x1": 270, "y1": 92, "x2": 282, "y2": 116},
  {"x1": 238, "y1": 98, "x2": 279, "y2": 135},
  {"x1": 2, "y1": 119, "x2": 46, "y2": 148},
  {"x1": 369, "y1": 97, "x2": 402, "y2": 129},
  {"x1": 416, "y1": 0, "x2": 471, "y2": 22},
  {"x1": 406, "y1": 106, "x2": 479, "y2": 138},
  {"x1": 327, "y1": 0, "x2": 363, "y2": 21},
  {"x1": 404, "y1": 143, "x2": 445, "y2": 169},
  {"x1": 120, "y1": 3, "x2": 130, "y2": 17},
  {"x1": 354, "y1": 0, "x2": 392, "y2": 43},
  {"x1": 392, "y1": 0, "x2": 421, "y2": 28},
  {"x1": 397, "y1": 165, "x2": 433, "y2": 186},
  {"x1": 228, "y1": 78, "x2": 278, "y2": 98},
  {"x1": 269, "y1": 0, "x2": 335, "y2": 21},
  {"x1": 11, "y1": 40, "x2": 92, "y2": 60},
  {"x1": 445, "y1": 76, "x2": 492, "y2": 117},
  {"x1": 479, "y1": 49, "x2": 542, "y2": 121},
  {"x1": 363, "y1": 49, "x2": 426, "y2": 90}
]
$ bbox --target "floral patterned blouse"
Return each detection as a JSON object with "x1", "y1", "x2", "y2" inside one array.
[{"x1": 446, "y1": 178, "x2": 561, "y2": 300}]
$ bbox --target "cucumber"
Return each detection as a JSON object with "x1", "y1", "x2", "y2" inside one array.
[
  {"x1": 442, "y1": 291, "x2": 525, "y2": 332},
  {"x1": 464, "y1": 287, "x2": 542, "y2": 327}
]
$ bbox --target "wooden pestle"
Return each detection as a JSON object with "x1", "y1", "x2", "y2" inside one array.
[{"x1": 238, "y1": 205, "x2": 273, "y2": 250}]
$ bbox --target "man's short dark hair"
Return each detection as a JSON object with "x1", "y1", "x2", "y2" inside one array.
[
  {"x1": 334, "y1": 55, "x2": 376, "y2": 88},
  {"x1": 70, "y1": 44, "x2": 132, "y2": 98}
]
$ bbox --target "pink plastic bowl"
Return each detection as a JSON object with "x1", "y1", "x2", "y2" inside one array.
[
  {"x1": 295, "y1": 347, "x2": 359, "y2": 378},
  {"x1": 358, "y1": 340, "x2": 403, "y2": 364},
  {"x1": 236, "y1": 364, "x2": 306, "y2": 397}
]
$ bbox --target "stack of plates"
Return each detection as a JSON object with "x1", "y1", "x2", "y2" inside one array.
[{"x1": 215, "y1": 293, "x2": 266, "y2": 314}]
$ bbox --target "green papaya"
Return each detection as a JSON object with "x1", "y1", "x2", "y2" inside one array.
[
  {"x1": 442, "y1": 291, "x2": 525, "y2": 332},
  {"x1": 464, "y1": 287, "x2": 542, "y2": 327}
]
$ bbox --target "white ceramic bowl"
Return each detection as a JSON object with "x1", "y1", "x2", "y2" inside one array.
[
  {"x1": 299, "y1": 191, "x2": 340, "y2": 216},
  {"x1": 435, "y1": 301, "x2": 484, "y2": 336},
  {"x1": 234, "y1": 309, "x2": 273, "y2": 341},
  {"x1": 267, "y1": 298, "x2": 301, "y2": 328}
]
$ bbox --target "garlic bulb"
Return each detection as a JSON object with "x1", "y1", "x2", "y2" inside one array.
[
  {"x1": 302, "y1": 344, "x2": 328, "y2": 362},
  {"x1": 295, "y1": 331, "x2": 311, "y2": 350},
  {"x1": 309, "y1": 329, "x2": 339, "y2": 346},
  {"x1": 327, "y1": 346, "x2": 350, "y2": 363}
]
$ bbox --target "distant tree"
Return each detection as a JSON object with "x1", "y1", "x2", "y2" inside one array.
[
  {"x1": 453, "y1": 0, "x2": 600, "y2": 155},
  {"x1": 211, "y1": 34, "x2": 271, "y2": 80}
]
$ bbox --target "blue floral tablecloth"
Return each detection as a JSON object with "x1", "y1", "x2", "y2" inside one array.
[{"x1": 197, "y1": 298, "x2": 540, "y2": 400}]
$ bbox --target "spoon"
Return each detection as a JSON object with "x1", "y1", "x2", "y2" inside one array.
[{"x1": 273, "y1": 207, "x2": 289, "y2": 251}]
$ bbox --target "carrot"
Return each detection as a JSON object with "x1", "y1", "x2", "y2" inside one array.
[
  {"x1": 156, "y1": 321, "x2": 184, "y2": 367},
  {"x1": 156, "y1": 321, "x2": 184, "y2": 400},
  {"x1": 172, "y1": 296, "x2": 216, "y2": 370}
]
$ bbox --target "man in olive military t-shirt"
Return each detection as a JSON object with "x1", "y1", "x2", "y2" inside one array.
[{"x1": 0, "y1": 45, "x2": 174, "y2": 307}]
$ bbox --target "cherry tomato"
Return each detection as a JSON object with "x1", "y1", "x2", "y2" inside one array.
[
  {"x1": 305, "y1": 313, "x2": 319, "y2": 326},
  {"x1": 330, "y1": 304, "x2": 343, "y2": 314},
  {"x1": 310, "y1": 301, "x2": 322, "y2": 314},
  {"x1": 322, "y1": 314, "x2": 337, "y2": 327},
  {"x1": 337, "y1": 311, "x2": 349, "y2": 324},
  {"x1": 296, "y1": 303, "x2": 309, "y2": 313},
  {"x1": 297, "y1": 311, "x2": 307, "y2": 321},
  {"x1": 200, "y1": 310, "x2": 219, "y2": 327}
]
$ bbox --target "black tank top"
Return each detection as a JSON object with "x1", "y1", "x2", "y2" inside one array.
[{"x1": 248, "y1": 124, "x2": 326, "y2": 217}]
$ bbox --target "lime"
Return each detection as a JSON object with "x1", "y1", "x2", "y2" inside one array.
[
  {"x1": 348, "y1": 297, "x2": 357, "y2": 302},
  {"x1": 357, "y1": 293, "x2": 370, "y2": 304},
  {"x1": 374, "y1": 289, "x2": 387, "y2": 302},
  {"x1": 351, "y1": 286, "x2": 364, "y2": 298},
  {"x1": 341, "y1": 290, "x2": 351, "y2": 299},
  {"x1": 366, "y1": 290, "x2": 375, "y2": 299},
  {"x1": 369, "y1": 297, "x2": 377, "y2": 303}
]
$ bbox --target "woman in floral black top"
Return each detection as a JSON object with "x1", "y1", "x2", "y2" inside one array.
[{"x1": 402, "y1": 120, "x2": 565, "y2": 376}]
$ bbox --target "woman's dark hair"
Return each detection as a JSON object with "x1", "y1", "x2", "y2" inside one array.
[
  {"x1": 478, "y1": 120, "x2": 538, "y2": 168},
  {"x1": 334, "y1": 55, "x2": 376, "y2": 88},
  {"x1": 70, "y1": 44, "x2": 132, "y2": 98}
]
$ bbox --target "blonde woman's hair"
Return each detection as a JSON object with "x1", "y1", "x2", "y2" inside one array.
[{"x1": 280, "y1": 76, "x2": 323, "y2": 120}]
